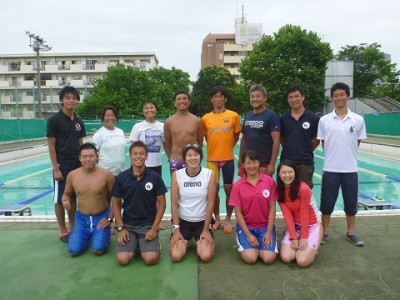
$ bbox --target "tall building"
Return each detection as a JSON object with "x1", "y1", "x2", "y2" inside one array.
[
  {"x1": 201, "y1": 14, "x2": 262, "y2": 81},
  {"x1": 324, "y1": 60, "x2": 354, "y2": 98},
  {"x1": 0, "y1": 52, "x2": 158, "y2": 119}
]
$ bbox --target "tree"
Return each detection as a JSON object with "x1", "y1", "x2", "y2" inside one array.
[
  {"x1": 77, "y1": 65, "x2": 191, "y2": 118},
  {"x1": 239, "y1": 24, "x2": 333, "y2": 113},
  {"x1": 335, "y1": 43, "x2": 400, "y2": 99},
  {"x1": 148, "y1": 67, "x2": 191, "y2": 116},
  {"x1": 191, "y1": 65, "x2": 247, "y2": 116}
]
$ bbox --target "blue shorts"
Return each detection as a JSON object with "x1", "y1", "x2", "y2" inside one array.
[
  {"x1": 169, "y1": 157, "x2": 187, "y2": 172},
  {"x1": 235, "y1": 224, "x2": 278, "y2": 253},
  {"x1": 68, "y1": 209, "x2": 110, "y2": 255},
  {"x1": 53, "y1": 161, "x2": 81, "y2": 204},
  {"x1": 207, "y1": 160, "x2": 234, "y2": 184},
  {"x1": 320, "y1": 171, "x2": 358, "y2": 215}
]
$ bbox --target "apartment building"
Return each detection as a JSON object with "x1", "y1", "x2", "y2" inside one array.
[
  {"x1": 0, "y1": 52, "x2": 158, "y2": 119},
  {"x1": 201, "y1": 16, "x2": 262, "y2": 81}
]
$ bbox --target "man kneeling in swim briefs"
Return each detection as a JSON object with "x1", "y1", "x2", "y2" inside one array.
[{"x1": 62, "y1": 143, "x2": 115, "y2": 256}]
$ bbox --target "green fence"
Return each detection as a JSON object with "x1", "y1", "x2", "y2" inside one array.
[
  {"x1": 363, "y1": 112, "x2": 400, "y2": 136},
  {"x1": 0, "y1": 118, "x2": 168, "y2": 142},
  {"x1": 0, "y1": 114, "x2": 399, "y2": 143}
]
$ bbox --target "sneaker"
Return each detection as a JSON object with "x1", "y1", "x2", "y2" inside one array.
[
  {"x1": 346, "y1": 234, "x2": 364, "y2": 246},
  {"x1": 321, "y1": 234, "x2": 329, "y2": 244}
]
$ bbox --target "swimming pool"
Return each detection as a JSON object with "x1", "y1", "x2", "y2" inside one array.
[{"x1": 1, "y1": 145, "x2": 399, "y2": 216}]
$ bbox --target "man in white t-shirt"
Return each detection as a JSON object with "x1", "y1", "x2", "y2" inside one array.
[{"x1": 317, "y1": 82, "x2": 367, "y2": 247}]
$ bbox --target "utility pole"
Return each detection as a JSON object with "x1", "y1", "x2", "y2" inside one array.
[{"x1": 26, "y1": 31, "x2": 52, "y2": 118}]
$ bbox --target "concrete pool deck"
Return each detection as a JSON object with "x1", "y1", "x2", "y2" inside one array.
[
  {"x1": 1, "y1": 214, "x2": 400, "y2": 300},
  {"x1": 1, "y1": 135, "x2": 400, "y2": 299}
]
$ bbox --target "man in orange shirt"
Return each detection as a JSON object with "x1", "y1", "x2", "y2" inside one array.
[{"x1": 202, "y1": 86, "x2": 241, "y2": 234}]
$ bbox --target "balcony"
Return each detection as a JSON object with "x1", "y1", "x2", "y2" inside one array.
[
  {"x1": 83, "y1": 64, "x2": 96, "y2": 70},
  {"x1": 70, "y1": 79, "x2": 84, "y2": 87},
  {"x1": 46, "y1": 80, "x2": 59, "y2": 87},
  {"x1": 0, "y1": 81, "x2": 10, "y2": 88},
  {"x1": 223, "y1": 56, "x2": 243, "y2": 64},
  {"x1": 8, "y1": 65, "x2": 21, "y2": 71},
  {"x1": 21, "y1": 80, "x2": 34, "y2": 88},
  {"x1": 21, "y1": 65, "x2": 34, "y2": 72},
  {"x1": 57, "y1": 64, "x2": 71, "y2": 70},
  {"x1": 0, "y1": 95, "x2": 11, "y2": 103}
]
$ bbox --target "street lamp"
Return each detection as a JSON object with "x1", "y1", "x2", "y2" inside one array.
[{"x1": 25, "y1": 31, "x2": 52, "y2": 118}]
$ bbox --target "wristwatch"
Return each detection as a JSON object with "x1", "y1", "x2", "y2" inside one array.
[
  {"x1": 107, "y1": 217, "x2": 114, "y2": 223},
  {"x1": 172, "y1": 224, "x2": 180, "y2": 232},
  {"x1": 115, "y1": 226, "x2": 125, "y2": 232}
]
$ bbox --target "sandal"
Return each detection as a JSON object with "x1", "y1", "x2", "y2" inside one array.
[{"x1": 59, "y1": 232, "x2": 70, "y2": 243}]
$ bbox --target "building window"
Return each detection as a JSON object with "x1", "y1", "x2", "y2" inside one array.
[
  {"x1": 218, "y1": 53, "x2": 224, "y2": 60},
  {"x1": 238, "y1": 51, "x2": 247, "y2": 56},
  {"x1": 41, "y1": 74, "x2": 52, "y2": 81},
  {"x1": 72, "y1": 75, "x2": 81, "y2": 80},
  {"x1": 86, "y1": 75, "x2": 97, "y2": 85},
  {"x1": 85, "y1": 60, "x2": 96, "y2": 70},
  {"x1": 8, "y1": 62, "x2": 21, "y2": 71},
  {"x1": 109, "y1": 60, "x2": 119, "y2": 66},
  {"x1": 58, "y1": 76, "x2": 66, "y2": 85},
  {"x1": 124, "y1": 59, "x2": 135, "y2": 66},
  {"x1": 57, "y1": 61, "x2": 70, "y2": 70},
  {"x1": 24, "y1": 75, "x2": 35, "y2": 81}
]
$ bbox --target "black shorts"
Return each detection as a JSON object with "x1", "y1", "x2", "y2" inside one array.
[
  {"x1": 320, "y1": 171, "x2": 358, "y2": 215},
  {"x1": 178, "y1": 219, "x2": 213, "y2": 241}
]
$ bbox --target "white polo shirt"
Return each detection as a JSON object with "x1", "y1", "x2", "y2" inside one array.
[{"x1": 317, "y1": 109, "x2": 366, "y2": 172}]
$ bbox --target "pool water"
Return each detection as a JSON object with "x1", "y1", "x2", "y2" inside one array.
[{"x1": 1, "y1": 146, "x2": 399, "y2": 216}]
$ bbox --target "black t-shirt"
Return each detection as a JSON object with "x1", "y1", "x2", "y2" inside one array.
[
  {"x1": 112, "y1": 168, "x2": 167, "y2": 226},
  {"x1": 46, "y1": 110, "x2": 86, "y2": 163}
]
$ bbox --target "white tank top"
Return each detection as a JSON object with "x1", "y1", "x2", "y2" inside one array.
[{"x1": 176, "y1": 167, "x2": 212, "y2": 222}]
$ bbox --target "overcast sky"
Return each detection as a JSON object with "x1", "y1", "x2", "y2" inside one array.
[{"x1": 1, "y1": 0, "x2": 399, "y2": 81}]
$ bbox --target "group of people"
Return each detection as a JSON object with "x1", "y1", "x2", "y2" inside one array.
[{"x1": 47, "y1": 81, "x2": 366, "y2": 268}]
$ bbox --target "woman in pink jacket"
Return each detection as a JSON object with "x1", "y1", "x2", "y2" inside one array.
[{"x1": 277, "y1": 160, "x2": 323, "y2": 267}]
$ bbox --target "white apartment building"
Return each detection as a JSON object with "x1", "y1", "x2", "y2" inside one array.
[{"x1": 0, "y1": 52, "x2": 158, "y2": 119}]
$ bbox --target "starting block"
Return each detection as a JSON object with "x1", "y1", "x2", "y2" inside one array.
[
  {"x1": 0, "y1": 204, "x2": 32, "y2": 216},
  {"x1": 358, "y1": 198, "x2": 393, "y2": 210}
]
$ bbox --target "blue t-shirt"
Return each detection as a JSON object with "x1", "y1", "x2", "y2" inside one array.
[
  {"x1": 242, "y1": 109, "x2": 280, "y2": 164},
  {"x1": 112, "y1": 168, "x2": 167, "y2": 226},
  {"x1": 280, "y1": 109, "x2": 319, "y2": 164}
]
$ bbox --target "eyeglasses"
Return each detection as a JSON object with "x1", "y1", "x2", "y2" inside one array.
[{"x1": 185, "y1": 144, "x2": 200, "y2": 149}]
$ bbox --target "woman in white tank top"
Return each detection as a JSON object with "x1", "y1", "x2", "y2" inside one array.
[{"x1": 169, "y1": 144, "x2": 216, "y2": 263}]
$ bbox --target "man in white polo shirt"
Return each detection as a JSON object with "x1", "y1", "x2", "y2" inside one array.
[{"x1": 317, "y1": 82, "x2": 367, "y2": 246}]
